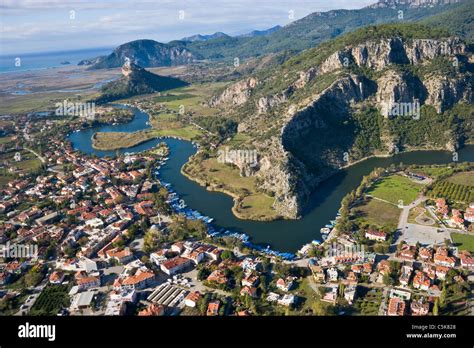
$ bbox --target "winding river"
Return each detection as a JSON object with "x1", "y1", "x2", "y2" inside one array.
[{"x1": 68, "y1": 106, "x2": 474, "y2": 253}]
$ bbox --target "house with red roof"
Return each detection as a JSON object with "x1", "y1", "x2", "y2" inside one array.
[
  {"x1": 387, "y1": 297, "x2": 406, "y2": 316},
  {"x1": 365, "y1": 229, "x2": 387, "y2": 242},
  {"x1": 206, "y1": 300, "x2": 220, "y2": 316}
]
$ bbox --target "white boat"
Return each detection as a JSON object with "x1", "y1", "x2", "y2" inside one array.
[{"x1": 320, "y1": 227, "x2": 331, "y2": 234}]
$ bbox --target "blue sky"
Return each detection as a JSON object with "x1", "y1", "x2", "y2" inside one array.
[{"x1": 0, "y1": 0, "x2": 376, "y2": 55}]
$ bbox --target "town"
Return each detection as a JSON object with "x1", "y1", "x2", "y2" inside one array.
[{"x1": 0, "y1": 110, "x2": 473, "y2": 318}]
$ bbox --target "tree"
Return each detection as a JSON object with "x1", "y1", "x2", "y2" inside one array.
[
  {"x1": 24, "y1": 264, "x2": 45, "y2": 287},
  {"x1": 383, "y1": 273, "x2": 394, "y2": 286},
  {"x1": 338, "y1": 283, "x2": 346, "y2": 297},
  {"x1": 433, "y1": 298, "x2": 439, "y2": 316},
  {"x1": 198, "y1": 294, "x2": 211, "y2": 315},
  {"x1": 221, "y1": 250, "x2": 234, "y2": 260},
  {"x1": 440, "y1": 283, "x2": 447, "y2": 307},
  {"x1": 197, "y1": 267, "x2": 211, "y2": 281}
]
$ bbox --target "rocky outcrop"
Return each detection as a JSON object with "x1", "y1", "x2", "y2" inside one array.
[
  {"x1": 204, "y1": 33, "x2": 472, "y2": 220},
  {"x1": 376, "y1": 70, "x2": 427, "y2": 116},
  {"x1": 254, "y1": 139, "x2": 313, "y2": 219},
  {"x1": 332, "y1": 37, "x2": 466, "y2": 72},
  {"x1": 424, "y1": 74, "x2": 473, "y2": 112},
  {"x1": 257, "y1": 93, "x2": 288, "y2": 114},
  {"x1": 209, "y1": 77, "x2": 258, "y2": 107},
  {"x1": 96, "y1": 62, "x2": 188, "y2": 103},
  {"x1": 90, "y1": 39, "x2": 200, "y2": 69},
  {"x1": 249, "y1": 37, "x2": 466, "y2": 116},
  {"x1": 368, "y1": 0, "x2": 463, "y2": 9}
]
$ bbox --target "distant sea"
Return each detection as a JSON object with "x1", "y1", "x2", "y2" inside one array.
[{"x1": 0, "y1": 47, "x2": 113, "y2": 74}]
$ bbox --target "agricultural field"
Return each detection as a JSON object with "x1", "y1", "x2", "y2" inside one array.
[
  {"x1": 451, "y1": 233, "x2": 474, "y2": 253},
  {"x1": 428, "y1": 180, "x2": 473, "y2": 203},
  {"x1": 139, "y1": 83, "x2": 226, "y2": 118},
  {"x1": 446, "y1": 171, "x2": 474, "y2": 186},
  {"x1": 410, "y1": 166, "x2": 456, "y2": 179},
  {"x1": 29, "y1": 284, "x2": 70, "y2": 316},
  {"x1": 351, "y1": 286, "x2": 383, "y2": 316},
  {"x1": 366, "y1": 174, "x2": 423, "y2": 205},
  {"x1": 352, "y1": 198, "x2": 400, "y2": 229}
]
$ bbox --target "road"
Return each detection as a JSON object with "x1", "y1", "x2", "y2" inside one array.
[
  {"x1": 397, "y1": 196, "x2": 427, "y2": 232},
  {"x1": 24, "y1": 147, "x2": 46, "y2": 164}
]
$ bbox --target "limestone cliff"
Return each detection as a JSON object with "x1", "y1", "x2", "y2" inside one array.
[
  {"x1": 207, "y1": 27, "x2": 473, "y2": 219},
  {"x1": 209, "y1": 77, "x2": 258, "y2": 107}
]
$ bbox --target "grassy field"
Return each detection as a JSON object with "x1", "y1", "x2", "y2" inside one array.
[
  {"x1": 183, "y1": 157, "x2": 280, "y2": 221},
  {"x1": 412, "y1": 166, "x2": 455, "y2": 179},
  {"x1": 0, "y1": 136, "x2": 13, "y2": 145},
  {"x1": 446, "y1": 171, "x2": 474, "y2": 186},
  {"x1": 0, "y1": 150, "x2": 43, "y2": 187},
  {"x1": 451, "y1": 233, "x2": 474, "y2": 253},
  {"x1": 0, "y1": 91, "x2": 100, "y2": 114},
  {"x1": 367, "y1": 174, "x2": 423, "y2": 205},
  {"x1": 92, "y1": 131, "x2": 155, "y2": 150},
  {"x1": 150, "y1": 126, "x2": 202, "y2": 140},
  {"x1": 158, "y1": 84, "x2": 225, "y2": 117},
  {"x1": 92, "y1": 124, "x2": 202, "y2": 150},
  {"x1": 352, "y1": 198, "x2": 400, "y2": 228},
  {"x1": 236, "y1": 194, "x2": 279, "y2": 221},
  {"x1": 226, "y1": 133, "x2": 253, "y2": 148},
  {"x1": 408, "y1": 206, "x2": 439, "y2": 227}
]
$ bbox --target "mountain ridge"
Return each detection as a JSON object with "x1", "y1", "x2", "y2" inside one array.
[
  {"x1": 206, "y1": 24, "x2": 473, "y2": 219},
  {"x1": 87, "y1": 0, "x2": 467, "y2": 69}
]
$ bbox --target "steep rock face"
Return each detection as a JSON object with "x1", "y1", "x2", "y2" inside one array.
[
  {"x1": 252, "y1": 37, "x2": 466, "y2": 116},
  {"x1": 209, "y1": 77, "x2": 258, "y2": 107},
  {"x1": 255, "y1": 138, "x2": 312, "y2": 219},
  {"x1": 376, "y1": 70, "x2": 427, "y2": 116},
  {"x1": 254, "y1": 75, "x2": 377, "y2": 217},
  {"x1": 207, "y1": 35, "x2": 472, "y2": 219},
  {"x1": 424, "y1": 74, "x2": 473, "y2": 112},
  {"x1": 332, "y1": 37, "x2": 466, "y2": 72},
  {"x1": 369, "y1": 0, "x2": 463, "y2": 9},
  {"x1": 257, "y1": 93, "x2": 288, "y2": 114},
  {"x1": 90, "y1": 39, "x2": 200, "y2": 69}
]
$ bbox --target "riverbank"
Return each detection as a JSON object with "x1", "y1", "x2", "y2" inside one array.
[
  {"x1": 181, "y1": 153, "x2": 282, "y2": 222},
  {"x1": 179, "y1": 144, "x2": 458, "y2": 223},
  {"x1": 68, "y1": 103, "x2": 474, "y2": 253},
  {"x1": 340, "y1": 144, "x2": 457, "y2": 170},
  {"x1": 92, "y1": 130, "x2": 156, "y2": 151}
]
